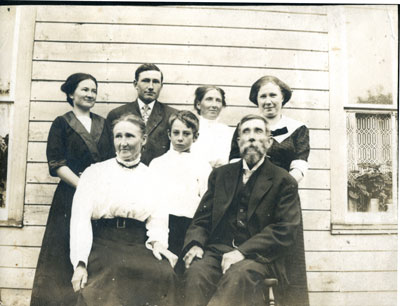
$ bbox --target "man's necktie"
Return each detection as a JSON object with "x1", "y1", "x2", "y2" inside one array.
[
  {"x1": 242, "y1": 169, "x2": 254, "y2": 184},
  {"x1": 141, "y1": 104, "x2": 151, "y2": 124}
]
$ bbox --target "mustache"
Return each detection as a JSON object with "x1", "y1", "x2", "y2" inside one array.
[
  {"x1": 242, "y1": 144, "x2": 262, "y2": 155},
  {"x1": 240, "y1": 141, "x2": 269, "y2": 155}
]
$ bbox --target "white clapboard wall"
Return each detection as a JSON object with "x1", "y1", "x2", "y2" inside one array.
[{"x1": 0, "y1": 5, "x2": 396, "y2": 306}]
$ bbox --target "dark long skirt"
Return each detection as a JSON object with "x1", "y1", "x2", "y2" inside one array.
[
  {"x1": 31, "y1": 182, "x2": 78, "y2": 306},
  {"x1": 281, "y1": 210, "x2": 309, "y2": 306},
  {"x1": 77, "y1": 218, "x2": 177, "y2": 306}
]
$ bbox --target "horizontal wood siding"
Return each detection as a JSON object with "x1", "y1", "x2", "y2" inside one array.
[
  {"x1": 35, "y1": 6, "x2": 328, "y2": 32},
  {"x1": 0, "y1": 5, "x2": 396, "y2": 306}
]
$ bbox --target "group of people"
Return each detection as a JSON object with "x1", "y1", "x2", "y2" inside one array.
[{"x1": 30, "y1": 63, "x2": 310, "y2": 306}]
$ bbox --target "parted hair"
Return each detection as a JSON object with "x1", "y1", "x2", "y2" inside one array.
[
  {"x1": 193, "y1": 86, "x2": 226, "y2": 115},
  {"x1": 249, "y1": 75, "x2": 292, "y2": 106},
  {"x1": 60, "y1": 73, "x2": 98, "y2": 106},
  {"x1": 111, "y1": 114, "x2": 146, "y2": 136},
  {"x1": 237, "y1": 114, "x2": 271, "y2": 136},
  {"x1": 135, "y1": 63, "x2": 163, "y2": 82},
  {"x1": 168, "y1": 110, "x2": 200, "y2": 135}
]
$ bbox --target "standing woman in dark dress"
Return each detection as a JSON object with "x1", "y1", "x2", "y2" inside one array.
[
  {"x1": 31, "y1": 73, "x2": 114, "y2": 306},
  {"x1": 230, "y1": 75, "x2": 310, "y2": 306}
]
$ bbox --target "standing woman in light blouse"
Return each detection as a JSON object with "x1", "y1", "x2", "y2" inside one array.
[
  {"x1": 31, "y1": 73, "x2": 114, "y2": 306},
  {"x1": 229, "y1": 76, "x2": 310, "y2": 306},
  {"x1": 70, "y1": 114, "x2": 177, "y2": 306},
  {"x1": 190, "y1": 86, "x2": 234, "y2": 168}
]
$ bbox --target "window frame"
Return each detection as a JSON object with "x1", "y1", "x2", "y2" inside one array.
[
  {"x1": 0, "y1": 7, "x2": 36, "y2": 227},
  {"x1": 328, "y1": 6, "x2": 398, "y2": 234}
]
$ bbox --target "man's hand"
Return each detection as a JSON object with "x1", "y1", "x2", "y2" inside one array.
[
  {"x1": 152, "y1": 241, "x2": 178, "y2": 268},
  {"x1": 221, "y1": 249, "x2": 245, "y2": 274},
  {"x1": 183, "y1": 245, "x2": 204, "y2": 269},
  {"x1": 71, "y1": 265, "x2": 88, "y2": 292}
]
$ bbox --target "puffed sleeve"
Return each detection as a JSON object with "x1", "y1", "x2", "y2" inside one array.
[
  {"x1": 290, "y1": 125, "x2": 310, "y2": 176},
  {"x1": 145, "y1": 209, "x2": 169, "y2": 250},
  {"x1": 134, "y1": 166, "x2": 167, "y2": 249},
  {"x1": 46, "y1": 116, "x2": 68, "y2": 177},
  {"x1": 70, "y1": 165, "x2": 97, "y2": 269},
  {"x1": 198, "y1": 160, "x2": 212, "y2": 198}
]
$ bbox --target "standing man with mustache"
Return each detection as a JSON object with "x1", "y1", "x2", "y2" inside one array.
[
  {"x1": 107, "y1": 63, "x2": 177, "y2": 165},
  {"x1": 181, "y1": 114, "x2": 301, "y2": 306}
]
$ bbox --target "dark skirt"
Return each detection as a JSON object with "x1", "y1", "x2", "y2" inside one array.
[
  {"x1": 77, "y1": 218, "x2": 177, "y2": 306},
  {"x1": 280, "y1": 209, "x2": 309, "y2": 306},
  {"x1": 31, "y1": 182, "x2": 78, "y2": 306}
]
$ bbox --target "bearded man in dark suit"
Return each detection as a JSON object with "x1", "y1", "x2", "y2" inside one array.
[
  {"x1": 107, "y1": 63, "x2": 177, "y2": 165},
  {"x1": 181, "y1": 114, "x2": 302, "y2": 306}
]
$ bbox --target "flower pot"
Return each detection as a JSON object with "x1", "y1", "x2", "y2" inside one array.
[
  {"x1": 348, "y1": 198, "x2": 358, "y2": 212},
  {"x1": 385, "y1": 199, "x2": 395, "y2": 214},
  {"x1": 370, "y1": 198, "x2": 379, "y2": 213}
]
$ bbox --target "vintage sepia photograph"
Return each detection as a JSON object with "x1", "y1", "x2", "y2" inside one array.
[{"x1": 0, "y1": 3, "x2": 398, "y2": 306}]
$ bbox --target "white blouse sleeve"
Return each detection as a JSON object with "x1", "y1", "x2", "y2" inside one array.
[
  {"x1": 290, "y1": 159, "x2": 309, "y2": 177},
  {"x1": 70, "y1": 166, "x2": 97, "y2": 270},
  {"x1": 198, "y1": 161, "x2": 212, "y2": 198},
  {"x1": 145, "y1": 208, "x2": 169, "y2": 250},
  {"x1": 142, "y1": 168, "x2": 170, "y2": 250}
]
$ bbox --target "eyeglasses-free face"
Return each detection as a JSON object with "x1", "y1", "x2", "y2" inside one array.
[
  {"x1": 256, "y1": 82, "x2": 284, "y2": 120},
  {"x1": 134, "y1": 70, "x2": 163, "y2": 104},
  {"x1": 113, "y1": 121, "x2": 147, "y2": 162},
  {"x1": 169, "y1": 119, "x2": 197, "y2": 153}
]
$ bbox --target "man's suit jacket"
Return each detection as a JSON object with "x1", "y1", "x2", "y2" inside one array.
[
  {"x1": 183, "y1": 158, "x2": 301, "y2": 271},
  {"x1": 107, "y1": 100, "x2": 177, "y2": 165}
]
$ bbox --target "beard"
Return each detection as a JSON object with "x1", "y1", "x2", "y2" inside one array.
[{"x1": 239, "y1": 142, "x2": 268, "y2": 168}]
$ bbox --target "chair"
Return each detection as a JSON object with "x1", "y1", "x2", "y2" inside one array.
[{"x1": 263, "y1": 278, "x2": 278, "y2": 306}]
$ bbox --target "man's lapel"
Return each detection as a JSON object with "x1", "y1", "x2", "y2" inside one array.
[
  {"x1": 131, "y1": 100, "x2": 141, "y2": 115},
  {"x1": 211, "y1": 161, "x2": 242, "y2": 232},
  {"x1": 247, "y1": 158, "x2": 274, "y2": 220},
  {"x1": 146, "y1": 101, "x2": 163, "y2": 135}
]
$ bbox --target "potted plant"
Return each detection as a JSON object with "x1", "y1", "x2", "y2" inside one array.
[{"x1": 347, "y1": 163, "x2": 392, "y2": 212}]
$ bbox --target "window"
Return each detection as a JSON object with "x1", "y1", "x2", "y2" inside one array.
[
  {"x1": 0, "y1": 7, "x2": 36, "y2": 226},
  {"x1": 329, "y1": 5, "x2": 398, "y2": 233},
  {"x1": 0, "y1": 7, "x2": 16, "y2": 220}
]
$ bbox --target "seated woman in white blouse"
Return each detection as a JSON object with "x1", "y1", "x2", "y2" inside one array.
[
  {"x1": 70, "y1": 114, "x2": 177, "y2": 306},
  {"x1": 190, "y1": 86, "x2": 234, "y2": 168}
]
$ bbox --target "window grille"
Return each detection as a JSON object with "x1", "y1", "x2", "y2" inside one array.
[{"x1": 346, "y1": 112, "x2": 396, "y2": 213}]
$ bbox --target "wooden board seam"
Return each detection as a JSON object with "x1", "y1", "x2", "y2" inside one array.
[
  {"x1": 34, "y1": 21, "x2": 328, "y2": 33},
  {"x1": 31, "y1": 60, "x2": 329, "y2": 72}
]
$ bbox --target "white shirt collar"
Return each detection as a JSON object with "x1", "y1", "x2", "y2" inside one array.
[
  {"x1": 199, "y1": 115, "x2": 218, "y2": 123},
  {"x1": 242, "y1": 156, "x2": 265, "y2": 184},
  {"x1": 138, "y1": 98, "x2": 155, "y2": 113},
  {"x1": 170, "y1": 148, "x2": 191, "y2": 155},
  {"x1": 242, "y1": 156, "x2": 265, "y2": 172},
  {"x1": 199, "y1": 115, "x2": 221, "y2": 126},
  {"x1": 115, "y1": 154, "x2": 141, "y2": 168}
]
